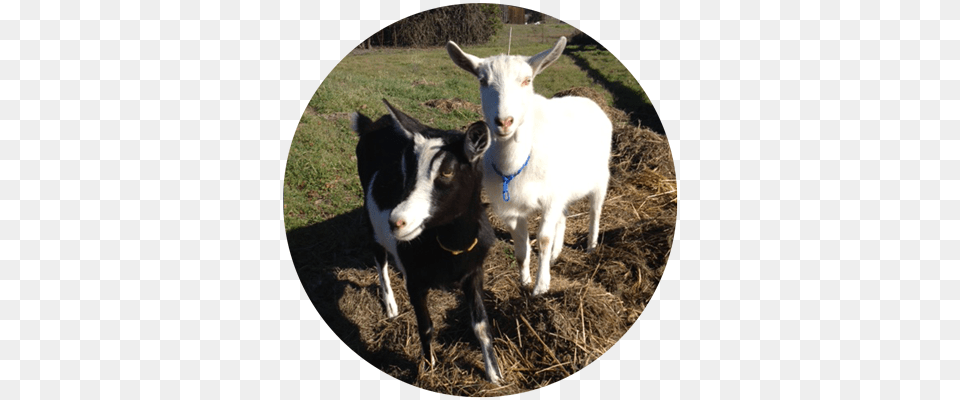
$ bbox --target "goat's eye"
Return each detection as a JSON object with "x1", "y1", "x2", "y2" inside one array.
[
  {"x1": 521, "y1": 77, "x2": 531, "y2": 87},
  {"x1": 441, "y1": 169, "x2": 454, "y2": 178}
]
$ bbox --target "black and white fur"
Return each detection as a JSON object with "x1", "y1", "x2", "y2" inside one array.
[{"x1": 353, "y1": 100, "x2": 503, "y2": 385}]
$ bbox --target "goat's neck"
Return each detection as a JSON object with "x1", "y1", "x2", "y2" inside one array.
[
  {"x1": 488, "y1": 139, "x2": 531, "y2": 174},
  {"x1": 432, "y1": 188, "x2": 484, "y2": 248},
  {"x1": 488, "y1": 100, "x2": 541, "y2": 174}
]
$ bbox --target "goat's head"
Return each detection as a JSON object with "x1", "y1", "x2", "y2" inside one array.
[
  {"x1": 355, "y1": 100, "x2": 491, "y2": 242},
  {"x1": 446, "y1": 37, "x2": 567, "y2": 141}
]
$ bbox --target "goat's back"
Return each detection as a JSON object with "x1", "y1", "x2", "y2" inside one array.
[
  {"x1": 537, "y1": 95, "x2": 613, "y2": 143},
  {"x1": 531, "y1": 95, "x2": 612, "y2": 191}
]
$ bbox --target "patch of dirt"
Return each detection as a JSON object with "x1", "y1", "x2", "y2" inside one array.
[
  {"x1": 423, "y1": 98, "x2": 483, "y2": 115},
  {"x1": 412, "y1": 78, "x2": 439, "y2": 87},
  {"x1": 318, "y1": 111, "x2": 351, "y2": 121},
  {"x1": 289, "y1": 87, "x2": 675, "y2": 396}
]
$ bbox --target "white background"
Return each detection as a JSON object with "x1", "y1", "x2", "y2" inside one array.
[{"x1": 5, "y1": 0, "x2": 956, "y2": 398}]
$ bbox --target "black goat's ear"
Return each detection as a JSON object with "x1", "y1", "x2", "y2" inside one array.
[
  {"x1": 350, "y1": 112, "x2": 373, "y2": 135},
  {"x1": 464, "y1": 121, "x2": 490, "y2": 163},
  {"x1": 382, "y1": 99, "x2": 423, "y2": 139}
]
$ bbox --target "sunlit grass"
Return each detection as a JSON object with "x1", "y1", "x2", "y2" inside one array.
[{"x1": 284, "y1": 23, "x2": 650, "y2": 231}]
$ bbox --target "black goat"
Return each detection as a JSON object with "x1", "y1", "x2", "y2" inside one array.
[{"x1": 353, "y1": 100, "x2": 503, "y2": 385}]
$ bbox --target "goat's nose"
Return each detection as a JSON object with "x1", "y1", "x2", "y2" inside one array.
[
  {"x1": 495, "y1": 117, "x2": 513, "y2": 129},
  {"x1": 394, "y1": 218, "x2": 406, "y2": 229}
]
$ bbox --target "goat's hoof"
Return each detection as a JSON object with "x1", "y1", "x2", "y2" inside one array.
[
  {"x1": 519, "y1": 275, "x2": 532, "y2": 287},
  {"x1": 418, "y1": 356, "x2": 436, "y2": 376},
  {"x1": 531, "y1": 284, "x2": 549, "y2": 296},
  {"x1": 586, "y1": 245, "x2": 597, "y2": 254},
  {"x1": 384, "y1": 303, "x2": 399, "y2": 319}
]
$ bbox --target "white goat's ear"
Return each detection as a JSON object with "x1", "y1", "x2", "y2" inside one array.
[
  {"x1": 527, "y1": 36, "x2": 567, "y2": 77},
  {"x1": 381, "y1": 99, "x2": 420, "y2": 139},
  {"x1": 464, "y1": 121, "x2": 490, "y2": 163},
  {"x1": 446, "y1": 41, "x2": 482, "y2": 78}
]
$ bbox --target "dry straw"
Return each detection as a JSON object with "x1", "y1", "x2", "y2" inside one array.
[{"x1": 292, "y1": 87, "x2": 675, "y2": 396}]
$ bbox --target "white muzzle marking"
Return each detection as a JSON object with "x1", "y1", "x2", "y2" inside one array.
[{"x1": 390, "y1": 135, "x2": 444, "y2": 241}]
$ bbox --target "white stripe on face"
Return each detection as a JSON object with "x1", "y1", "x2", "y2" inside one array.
[
  {"x1": 366, "y1": 171, "x2": 396, "y2": 253},
  {"x1": 391, "y1": 134, "x2": 444, "y2": 241}
]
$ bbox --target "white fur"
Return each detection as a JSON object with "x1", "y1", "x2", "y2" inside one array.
[
  {"x1": 376, "y1": 255, "x2": 399, "y2": 318},
  {"x1": 448, "y1": 37, "x2": 612, "y2": 296},
  {"x1": 390, "y1": 135, "x2": 444, "y2": 241},
  {"x1": 472, "y1": 319, "x2": 502, "y2": 384},
  {"x1": 366, "y1": 171, "x2": 406, "y2": 317}
]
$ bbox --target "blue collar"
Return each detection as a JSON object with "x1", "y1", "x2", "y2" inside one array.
[{"x1": 491, "y1": 154, "x2": 531, "y2": 202}]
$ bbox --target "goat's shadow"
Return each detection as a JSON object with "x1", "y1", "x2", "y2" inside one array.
[
  {"x1": 288, "y1": 207, "x2": 499, "y2": 382},
  {"x1": 563, "y1": 45, "x2": 666, "y2": 136},
  {"x1": 287, "y1": 207, "x2": 418, "y2": 380}
]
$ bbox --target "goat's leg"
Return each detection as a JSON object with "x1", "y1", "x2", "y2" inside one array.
[
  {"x1": 587, "y1": 180, "x2": 608, "y2": 252},
  {"x1": 533, "y1": 206, "x2": 564, "y2": 296},
  {"x1": 463, "y1": 272, "x2": 503, "y2": 385},
  {"x1": 506, "y1": 216, "x2": 532, "y2": 287},
  {"x1": 374, "y1": 248, "x2": 399, "y2": 318},
  {"x1": 551, "y1": 213, "x2": 566, "y2": 263},
  {"x1": 408, "y1": 283, "x2": 436, "y2": 368}
]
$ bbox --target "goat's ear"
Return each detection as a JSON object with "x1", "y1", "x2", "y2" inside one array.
[
  {"x1": 527, "y1": 36, "x2": 567, "y2": 77},
  {"x1": 382, "y1": 99, "x2": 422, "y2": 139},
  {"x1": 464, "y1": 121, "x2": 490, "y2": 163},
  {"x1": 350, "y1": 111, "x2": 373, "y2": 135},
  {"x1": 446, "y1": 41, "x2": 481, "y2": 78}
]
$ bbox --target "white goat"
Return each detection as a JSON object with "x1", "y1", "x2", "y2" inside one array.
[{"x1": 446, "y1": 36, "x2": 612, "y2": 296}]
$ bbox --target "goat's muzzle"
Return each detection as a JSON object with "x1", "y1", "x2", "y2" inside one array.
[{"x1": 492, "y1": 117, "x2": 517, "y2": 138}]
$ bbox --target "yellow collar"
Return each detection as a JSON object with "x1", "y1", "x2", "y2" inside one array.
[{"x1": 436, "y1": 236, "x2": 479, "y2": 256}]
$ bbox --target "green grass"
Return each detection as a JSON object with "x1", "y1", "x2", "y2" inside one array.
[
  {"x1": 284, "y1": 23, "x2": 652, "y2": 231},
  {"x1": 564, "y1": 45, "x2": 651, "y2": 105}
]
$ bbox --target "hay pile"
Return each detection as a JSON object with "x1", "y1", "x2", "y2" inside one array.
[{"x1": 289, "y1": 87, "x2": 675, "y2": 396}]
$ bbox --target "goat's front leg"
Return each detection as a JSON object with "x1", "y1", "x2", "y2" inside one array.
[
  {"x1": 533, "y1": 206, "x2": 564, "y2": 296},
  {"x1": 374, "y1": 248, "x2": 399, "y2": 318},
  {"x1": 505, "y1": 216, "x2": 532, "y2": 287},
  {"x1": 463, "y1": 272, "x2": 503, "y2": 385},
  {"x1": 408, "y1": 282, "x2": 436, "y2": 368}
]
